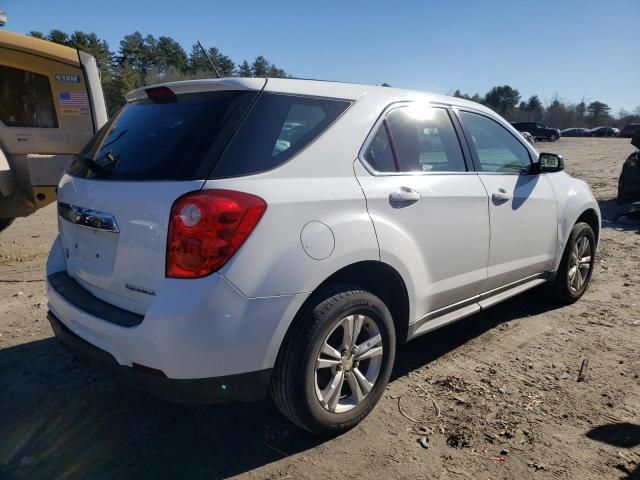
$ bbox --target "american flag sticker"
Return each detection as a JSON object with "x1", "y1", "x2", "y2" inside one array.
[
  {"x1": 58, "y1": 91, "x2": 87, "y2": 107},
  {"x1": 58, "y1": 91, "x2": 88, "y2": 115}
]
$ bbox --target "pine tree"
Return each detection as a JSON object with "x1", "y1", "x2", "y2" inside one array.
[
  {"x1": 68, "y1": 31, "x2": 112, "y2": 72},
  {"x1": 238, "y1": 60, "x2": 253, "y2": 77},
  {"x1": 188, "y1": 44, "x2": 211, "y2": 73},
  {"x1": 268, "y1": 65, "x2": 287, "y2": 78},
  {"x1": 155, "y1": 36, "x2": 188, "y2": 73},
  {"x1": 586, "y1": 101, "x2": 611, "y2": 127},
  {"x1": 47, "y1": 29, "x2": 69, "y2": 45},
  {"x1": 217, "y1": 55, "x2": 235, "y2": 77},
  {"x1": 251, "y1": 56, "x2": 270, "y2": 77},
  {"x1": 27, "y1": 31, "x2": 46, "y2": 39},
  {"x1": 106, "y1": 60, "x2": 141, "y2": 115},
  {"x1": 119, "y1": 32, "x2": 149, "y2": 75},
  {"x1": 484, "y1": 85, "x2": 521, "y2": 116}
]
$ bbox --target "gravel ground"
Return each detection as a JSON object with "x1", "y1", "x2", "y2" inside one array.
[{"x1": 0, "y1": 137, "x2": 638, "y2": 480}]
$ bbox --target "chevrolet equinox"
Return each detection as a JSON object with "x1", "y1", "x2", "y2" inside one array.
[{"x1": 47, "y1": 78, "x2": 600, "y2": 435}]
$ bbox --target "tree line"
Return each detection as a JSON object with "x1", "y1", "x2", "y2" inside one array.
[
  {"x1": 25, "y1": 30, "x2": 639, "y2": 128},
  {"x1": 452, "y1": 85, "x2": 640, "y2": 130},
  {"x1": 28, "y1": 29, "x2": 291, "y2": 115}
]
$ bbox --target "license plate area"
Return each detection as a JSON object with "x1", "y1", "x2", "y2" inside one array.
[{"x1": 75, "y1": 226, "x2": 118, "y2": 282}]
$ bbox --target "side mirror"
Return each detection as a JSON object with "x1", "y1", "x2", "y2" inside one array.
[
  {"x1": 532, "y1": 152, "x2": 564, "y2": 174},
  {"x1": 631, "y1": 132, "x2": 640, "y2": 149}
]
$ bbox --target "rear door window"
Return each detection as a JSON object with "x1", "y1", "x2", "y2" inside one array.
[
  {"x1": 0, "y1": 65, "x2": 58, "y2": 128},
  {"x1": 67, "y1": 90, "x2": 257, "y2": 180},
  {"x1": 385, "y1": 106, "x2": 467, "y2": 172},
  {"x1": 211, "y1": 93, "x2": 351, "y2": 178},
  {"x1": 364, "y1": 126, "x2": 397, "y2": 172}
]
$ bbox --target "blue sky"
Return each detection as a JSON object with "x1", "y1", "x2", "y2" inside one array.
[{"x1": 2, "y1": 0, "x2": 638, "y2": 112}]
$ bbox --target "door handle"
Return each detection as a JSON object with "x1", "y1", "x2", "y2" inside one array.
[
  {"x1": 389, "y1": 187, "x2": 421, "y2": 207},
  {"x1": 492, "y1": 188, "x2": 511, "y2": 204}
]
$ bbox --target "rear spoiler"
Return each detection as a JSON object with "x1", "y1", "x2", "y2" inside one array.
[{"x1": 125, "y1": 78, "x2": 267, "y2": 103}]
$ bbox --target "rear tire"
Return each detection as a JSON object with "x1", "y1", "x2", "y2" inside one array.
[
  {"x1": 0, "y1": 218, "x2": 14, "y2": 233},
  {"x1": 618, "y1": 182, "x2": 627, "y2": 205},
  {"x1": 550, "y1": 222, "x2": 595, "y2": 304},
  {"x1": 271, "y1": 286, "x2": 396, "y2": 435},
  {"x1": 549, "y1": 134, "x2": 558, "y2": 142}
]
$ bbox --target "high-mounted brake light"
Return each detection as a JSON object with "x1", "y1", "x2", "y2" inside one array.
[
  {"x1": 146, "y1": 86, "x2": 177, "y2": 103},
  {"x1": 166, "y1": 190, "x2": 267, "y2": 278}
]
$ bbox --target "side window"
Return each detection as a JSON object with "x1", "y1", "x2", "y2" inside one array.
[
  {"x1": 364, "y1": 126, "x2": 396, "y2": 172},
  {"x1": 0, "y1": 65, "x2": 58, "y2": 128},
  {"x1": 212, "y1": 93, "x2": 351, "y2": 178},
  {"x1": 272, "y1": 103, "x2": 326, "y2": 156},
  {"x1": 459, "y1": 111, "x2": 531, "y2": 173},
  {"x1": 385, "y1": 106, "x2": 466, "y2": 172}
]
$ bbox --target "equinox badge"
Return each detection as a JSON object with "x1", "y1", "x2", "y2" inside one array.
[{"x1": 125, "y1": 283, "x2": 156, "y2": 296}]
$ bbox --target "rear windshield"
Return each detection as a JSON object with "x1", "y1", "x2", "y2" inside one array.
[
  {"x1": 68, "y1": 90, "x2": 258, "y2": 180},
  {"x1": 68, "y1": 90, "x2": 351, "y2": 181}
]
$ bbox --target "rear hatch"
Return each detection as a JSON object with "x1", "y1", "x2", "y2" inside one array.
[{"x1": 56, "y1": 79, "x2": 265, "y2": 315}]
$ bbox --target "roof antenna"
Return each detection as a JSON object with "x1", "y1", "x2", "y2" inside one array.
[{"x1": 197, "y1": 41, "x2": 220, "y2": 78}]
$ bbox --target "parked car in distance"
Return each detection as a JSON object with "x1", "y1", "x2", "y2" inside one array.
[
  {"x1": 511, "y1": 122, "x2": 561, "y2": 141},
  {"x1": 618, "y1": 133, "x2": 640, "y2": 204},
  {"x1": 47, "y1": 78, "x2": 600, "y2": 435},
  {"x1": 561, "y1": 128, "x2": 591, "y2": 137},
  {"x1": 588, "y1": 126, "x2": 620, "y2": 137},
  {"x1": 519, "y1": 131, "x2": 535, "y2": 144},
  {"x1": 620, "y1": 123, "x2": 640, "y2": 138}
]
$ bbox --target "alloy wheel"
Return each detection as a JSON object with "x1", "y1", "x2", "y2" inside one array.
[
  {"x1": 314, "y1": 314, "x2": 384, "y2": 413},
  {"x1": 567, "y1": 235, "x2": 592, "y2": 293}
]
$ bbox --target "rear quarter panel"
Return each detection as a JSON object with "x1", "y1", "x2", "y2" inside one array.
[
  {"x1": 210, "y1": 174, "x2": 380, "y2": 298},
  {"x1": 208, "y1": 92, "x2": 398, "y2": 299}
]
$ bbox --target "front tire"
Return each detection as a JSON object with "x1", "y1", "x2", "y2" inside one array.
[
  {"x1": 550, "y1": 222, "x2": 596, "y2": 304},
  {"x1": 549, "y1": 133, "x2": 558, "y2": 142},
  {"x1": 271, "y1": 286, "x2": 396, "y2": 435}
]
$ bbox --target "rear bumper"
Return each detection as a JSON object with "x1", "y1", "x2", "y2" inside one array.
[
  {"x1": 46, "y1": 235, "x2": 308, "y2": 391},
  {"x1": 48, "y1": 311, "x2": 271, "y2": 404}
]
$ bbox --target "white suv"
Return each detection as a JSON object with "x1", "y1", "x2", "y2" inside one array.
[{"x1": 47, "y1": 78, "x2": 600, "y2": 435}]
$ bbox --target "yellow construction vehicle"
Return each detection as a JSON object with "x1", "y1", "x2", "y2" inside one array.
[{"x1": 0, "y1": 30, "x2": 107, "y2": 231}]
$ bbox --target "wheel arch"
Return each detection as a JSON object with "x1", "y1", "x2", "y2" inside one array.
[
  {"x1": 550, "y1": 204, "x2": 601, "y2": 278},
  {"x1": 275, "y1": 260, "x2": 412, "y2": 366},
  {"x1": 575, "y1": 208, "x2": 600, "y2": 245}
]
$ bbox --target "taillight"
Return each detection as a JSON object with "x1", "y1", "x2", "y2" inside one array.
[{"x1": 166, "y1": 190, "x2": 266, "y2": 278}]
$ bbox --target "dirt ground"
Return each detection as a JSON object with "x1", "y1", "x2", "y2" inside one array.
[{"x1": 0, "y1": 137, "x2": 638, "y2": 480}]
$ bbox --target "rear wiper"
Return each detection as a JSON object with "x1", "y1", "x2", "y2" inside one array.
[
  {"x1": 73, "y1": 128, "x2": 128, "y2": 175},
  {"x1": 94, "y1": 149, "x2": 120, "y2": 174},
  {"x1": 74, "y1": 153, "x2": 106, "y2": 175}
]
